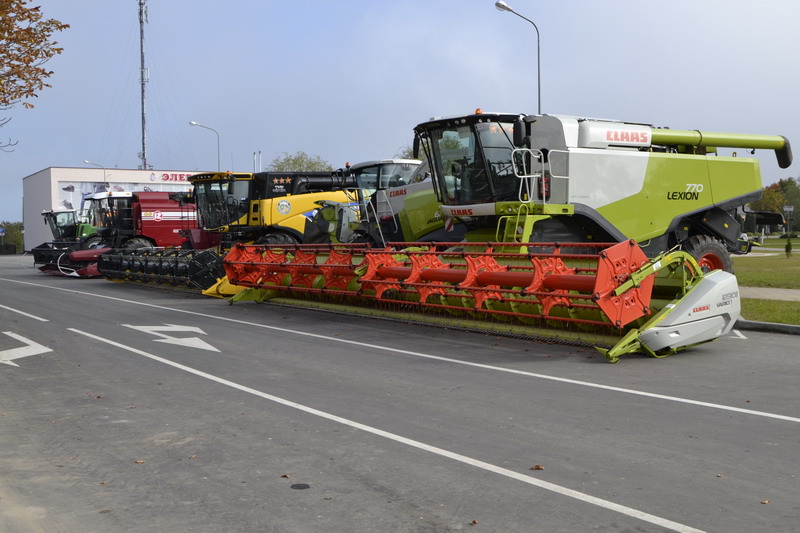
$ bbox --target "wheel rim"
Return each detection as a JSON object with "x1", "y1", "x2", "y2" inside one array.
[{"x1": 697, "y1": 252, "x2": 724, "y2": 272}]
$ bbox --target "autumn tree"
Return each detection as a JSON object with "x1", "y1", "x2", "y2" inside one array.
[
  {"x1": 0, "y1": 0, "x2": 68, "y2": 150},
  {"x1": 267, "y1": 151, "x2": 333, "y2": 172},
  {"x1": 750, "y1": 183, "x2": 786, "y2": 214}
]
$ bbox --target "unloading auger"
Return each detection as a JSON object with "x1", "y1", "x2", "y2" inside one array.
[{"x1": 223, "y1": 239, "x2": 741, "y2": 362}]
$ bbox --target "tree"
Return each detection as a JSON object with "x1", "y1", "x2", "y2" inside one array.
[
  {"x1": 750, "y1": 184, "x2": 786, "y2": 213},
  {"x1": 267, "y1": 151, "x2": 333, "y2": 172},
  {"x1": 0, "y1": 0, "x2": 69, "y2": 108},
  {"x1": 0, "y1": 221, "x2": 24, "y2": 254},
  {"x1": 1, "y1": 0, "x2": 68, "y2": 150},
  {"x1": 394, "y1": 144, "x2": 416, "y2": 160}
]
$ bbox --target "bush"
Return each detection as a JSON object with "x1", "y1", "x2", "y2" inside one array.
[{"x1": 779, "y1": 232, "x2": 800, "y2": 239}]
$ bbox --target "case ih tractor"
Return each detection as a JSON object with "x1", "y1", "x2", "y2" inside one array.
[{"x1": 219, "y1": 111, "x2": 792, "y2": 362}]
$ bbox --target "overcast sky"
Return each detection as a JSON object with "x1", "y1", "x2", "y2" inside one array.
[{"x1": 3, "y1": 0, "x2": 799, "y2": 222}]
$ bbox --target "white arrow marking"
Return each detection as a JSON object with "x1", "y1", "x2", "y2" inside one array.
[
  {"x1": 731, "y1": 329, "x2": 748, "y2": 340},
  {"x1": 121, "y1": 324, "x2": 219, "y2": 352},
  {"x1": 0, "y1": 332, "x2": 53, "y2": 367}
]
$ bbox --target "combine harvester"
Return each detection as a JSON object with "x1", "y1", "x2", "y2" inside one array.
[
  {"x1": 32, "y1": 191, "x2": 197, "y2": 277},
  {"x1": 99, "y1": 163, "x2": 420, "y2": 292},
  {"x1": 221, "y1": 111, "x2": 791, "y2": 362}
]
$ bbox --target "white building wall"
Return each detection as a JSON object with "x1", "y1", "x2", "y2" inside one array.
[{"x1": 23, "y1": 167, "x2": 197, "y2": 250}]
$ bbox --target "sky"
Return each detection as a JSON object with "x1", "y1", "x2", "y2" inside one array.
[{"x1": 2, "y1": 0, "x2": 800, "y2": 222}]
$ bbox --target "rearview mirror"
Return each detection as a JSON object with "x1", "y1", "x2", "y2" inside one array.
[{"x1": 513, "y1": 118, "x2": 527, "y2": 148}]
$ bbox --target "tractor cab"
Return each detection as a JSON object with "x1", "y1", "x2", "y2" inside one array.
[
  {"x1": 41, "y1": 209, "x2": 97, "y2": 243},
  {"x1": 42, "y1": 210, "x2": 79, "y2": 242}
]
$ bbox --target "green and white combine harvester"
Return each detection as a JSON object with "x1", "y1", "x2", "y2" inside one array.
[{"x1": 221, "y1": 111, "x2": 791, "y2": 362}]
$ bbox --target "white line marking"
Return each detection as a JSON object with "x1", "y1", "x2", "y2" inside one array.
[
  {"x1": 3, "y1": 277, "x2": 798, "y2": 424},
  {"x1": 731, "y1": 329, "x2": 748, "y2": 340},
  {"x1": 121, "y1": 323, "x2": 219, "y2": 352},
  {"x1": 68, "y1": 327, "x2": 705, "y2": 533},
  {"x1": 0, "y1": 331, "x2": 53, "y2": 366},
  {"x1": 0, "y1": 304, "x2": 49, "y2": 322}
]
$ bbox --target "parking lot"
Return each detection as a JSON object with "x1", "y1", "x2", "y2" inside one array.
[{"x1": 1, "y1": 255, "x2": 798, "y2": 532}]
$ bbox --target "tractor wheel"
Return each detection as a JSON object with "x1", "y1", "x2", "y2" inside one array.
[
  {"x1": 124, "y1": 237, "x2": 153, "y2": 250},
  {"x1": 682, "y1": 235, "x2": 733, "y2": 273},
  {"x1": 81, "y1": 235, "x2": 103, "y2": 249},
  {"x1": 255, "y1": 232, "x2": 299, "y2": 246}
]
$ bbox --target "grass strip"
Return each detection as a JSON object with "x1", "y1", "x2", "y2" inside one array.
[{"x1": 741, "y1": 298, "x2": 800, "y2": 325}]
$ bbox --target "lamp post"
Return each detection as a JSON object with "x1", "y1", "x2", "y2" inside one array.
[
  {"x1": 495, "y1": 0, "x2": 541, "y2": 114},
  {"x1": 189, "y1": 121, "x2": 220, "y2": 171},
  {"x1": 783, "y1": 204, "x2": 794, "y2": 234},
  {"x1": 84, "y1": 159, "x2": 107, "y2": 186}
]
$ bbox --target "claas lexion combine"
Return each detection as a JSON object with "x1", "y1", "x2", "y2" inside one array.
[{"x1": 220, "y1": 111, "x2": 791, "y2": 362}]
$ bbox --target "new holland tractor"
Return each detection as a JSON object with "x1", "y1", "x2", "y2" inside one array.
[{"x1": 220, "y1": 110, "x2": 792, "y2": 362}]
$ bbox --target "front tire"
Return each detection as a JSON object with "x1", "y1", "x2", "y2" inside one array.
[{"x1": 682, "y1": 235, "x2": 733, "y2": 273}]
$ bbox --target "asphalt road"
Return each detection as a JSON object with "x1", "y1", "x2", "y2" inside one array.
[{"x1": 1, "y1": 255, "x2": 798, "y2": 532}]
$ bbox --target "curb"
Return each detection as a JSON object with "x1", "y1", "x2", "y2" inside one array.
[{"x1": 735, "y1": 318, "x2": 800, "y2": 335}]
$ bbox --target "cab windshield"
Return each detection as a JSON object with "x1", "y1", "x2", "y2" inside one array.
[
  {"x1": 87, "y1": 197, "x2": 133, "y2": 230},
  {"x1": 47, "y1": 211, "x2": 77, "y2": 239},
  {"x1": 193, "y1": 179, "x2": 251, "y2": 229},
  {"x1": 353, "y1": 162, "x2": 420, "y2": 192},
  {"x1": 426, "y1": 120, "x2": 516, "y2": 205}
]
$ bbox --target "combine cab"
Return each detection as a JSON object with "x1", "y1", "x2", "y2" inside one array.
[
  {"x1": 221, "y1": 111, "x2": 791, "y2": 362},
  {"x1": 312, "y1": 159, "x2": 463, "y2": 246}
]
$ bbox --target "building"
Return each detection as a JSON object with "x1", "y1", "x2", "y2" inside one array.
[{"x1": 22, "y1": 167, "x2": 197, "y2": 250}]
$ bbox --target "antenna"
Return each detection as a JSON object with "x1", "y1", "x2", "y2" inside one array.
[{"x1": 138, "y1": 0, "x2": 149, "y2": 169}]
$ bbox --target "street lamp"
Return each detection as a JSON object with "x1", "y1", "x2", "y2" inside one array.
[
  {"x1": 189, "y1": 120, "x2": 220, "y2": 171},
  {"x1": 495, "y1": 0, "x2": 542, "y2": 114},
  {"x1": 783, "y1": 204, "x2": 795, "y2": 234},
  {"x1": 84, "y1": 159, "x2": 107, "y2": 186}
]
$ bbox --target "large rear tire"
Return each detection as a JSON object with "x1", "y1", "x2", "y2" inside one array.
[
  {"x1": 81, "y1": 235, "x2": 103, "y2": 249},
  {"x1": 254, "y1": 232, "x2": 299, "y2": 246},
  {"x1": 124, "y1": 237, "x2": 153, "y2": 250},
  {"x1": 682, "y1": 235, "x2": 733, "y2": 273}
]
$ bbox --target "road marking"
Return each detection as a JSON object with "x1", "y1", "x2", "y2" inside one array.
[
  {"x1": 68, "y1": 327, "x2": 705, "y2": 533},
  {"x1": 0, "y1": 304, "x2": 49, "y2": 322},
  {"x1": 731, "y1": 329, "x2": 748, "y2": 340},
  {"x1": 3, "y1": 277, "x2": 798, "y2": 424},
  {"x1": 121, "y1": 323, "x2": 219, "y2": 352},
  {"x1": 0, "y1": 331, "x2": 53, "y2": 367}
]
